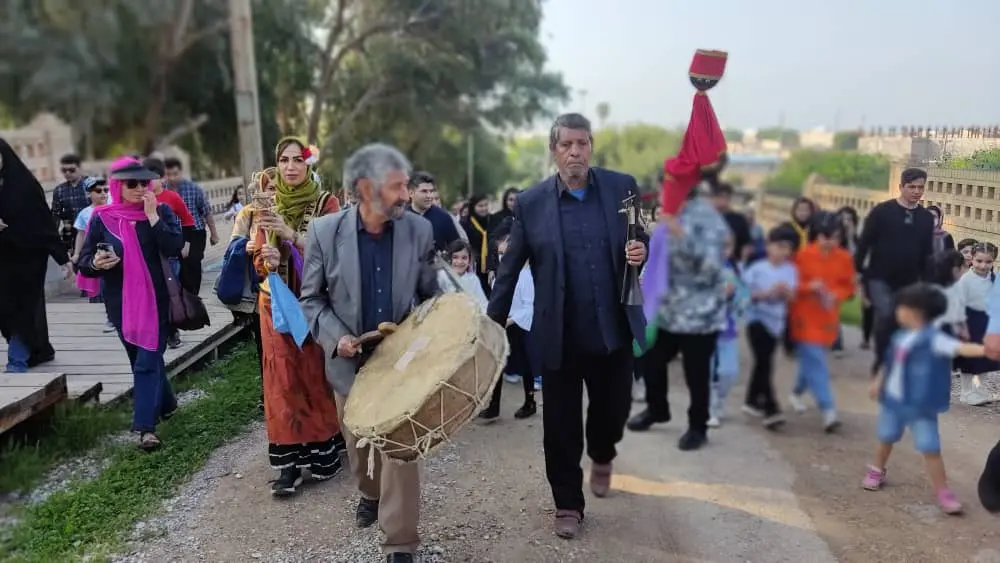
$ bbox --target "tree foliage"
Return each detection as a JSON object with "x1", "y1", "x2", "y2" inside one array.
[
  {"x1": 724, "y1": 128, "x2": 743, "y2": 143},
  {"x1": 833, "y1": 131, "x2": 860, "y2": 151},
  {"x1": 762, "y1": 150, "x2": 890, "y2": 194},
  {"x1": 0, "y1": 0, "x2": 568, "y2": 200},
  {"x1": 757, "y1": 127, "x2": 800, "y2": 148},
  {"x1": 940, "y1": 149, "x2": 1000, "y2": 171},
  {"x1": 504, "y1": 124, "x2": 682, "y2": 192}
]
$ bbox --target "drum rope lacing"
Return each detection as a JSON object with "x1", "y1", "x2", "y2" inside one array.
[{"x1": 354, "y1": 301, "x2": 509, "y2": 479}]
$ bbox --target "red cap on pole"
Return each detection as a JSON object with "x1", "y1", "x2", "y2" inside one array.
[{"x1": 661, "y1": 49, "x2": 729, "y2": 215}]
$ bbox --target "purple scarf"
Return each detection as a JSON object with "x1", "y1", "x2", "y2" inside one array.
[{"x1": 641, "y1": 225, "x2": 670, "y2": 322}]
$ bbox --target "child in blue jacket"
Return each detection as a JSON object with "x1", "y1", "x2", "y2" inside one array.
[{"x1": 862, "y1": 283, "x2": 985, "y2": 515}]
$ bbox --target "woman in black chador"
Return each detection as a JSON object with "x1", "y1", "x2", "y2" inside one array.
[{"x1": 0, "y1": 138, "x2": 70, "y2": 372}]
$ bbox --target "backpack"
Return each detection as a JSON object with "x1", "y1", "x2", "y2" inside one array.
[{"x1": 214, "y1": 235, "x2": 256, "y2": 306}]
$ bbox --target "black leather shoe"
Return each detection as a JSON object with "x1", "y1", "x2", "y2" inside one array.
[
  {"x1": 514, "y1": 398, "x2": 537, "y2": 419},
  {"x1": 270, "y1": 468, "x2": 303, "y2": 497},
  {"x1": 385, "y1": 553, "x2": 414, "y2": 562},
  {"x1": 677, "y1": 429, "x2": 707, "y2": 451},
  {"x1": 626, "y1": 409, "x2": 670, "y2": 432},
  {"x1": 356, "y1": 497, "x2": 379, "y2": 528}
]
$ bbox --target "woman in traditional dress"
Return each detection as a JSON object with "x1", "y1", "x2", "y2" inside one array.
[
  {"x1": 246, "y1": 137, "x2": 344, "y2": 497},
  {"x1": 461, "y1": 194, "x2": 493, "y2": 295},
  {"x1": 0, "y1": 138, "x2": 70, "y2": 373},
  {"x1": 79, "y1": 157, "x2": 184, "y2": 450}
]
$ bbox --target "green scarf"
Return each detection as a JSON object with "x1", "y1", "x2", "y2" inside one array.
[{"x1": 270, "y1": 136, "x2": 320, "y2": 245}]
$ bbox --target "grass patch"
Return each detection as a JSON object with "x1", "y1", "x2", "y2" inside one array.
[
  {"x1": 0, "y1": 346, "x2": 261, "y2": 563},
  {"x1": 0, "y1": 403, "x2": 130, "y2": 496},
  {"x1": 840, "y1": 298, "x2": 863, "y2": 327}
]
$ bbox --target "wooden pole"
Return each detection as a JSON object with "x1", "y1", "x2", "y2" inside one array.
[{"x1": 229, "y1": 0, "x2": 264, "y2": 184}]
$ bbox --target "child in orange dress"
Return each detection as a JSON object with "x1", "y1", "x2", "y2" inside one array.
[{"x1": 787, "y1": 212, "x2": 856, "y2": 432}]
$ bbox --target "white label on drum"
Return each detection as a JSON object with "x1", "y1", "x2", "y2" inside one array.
[{"x1": 394, "y1": 336, "x2": 432, "y2": 371}]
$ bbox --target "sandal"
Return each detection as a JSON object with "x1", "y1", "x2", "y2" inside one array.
[{"x1": 138, "y1": 432, "x2": 162, "y2": 452}]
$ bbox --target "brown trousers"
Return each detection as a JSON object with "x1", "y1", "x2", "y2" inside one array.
[{"x1": 335, "y1": 394, "x2": 421, "y2": 554}]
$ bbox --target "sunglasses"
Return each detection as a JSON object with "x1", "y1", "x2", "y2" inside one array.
[
  {"x1": 89, "y1": 188, "x2": 108, "y2": 194},
  {"x1": 61, "y1": 167, "x2": 78, "y2": 174},
  {"x1": 904, "y1": 210, "x2": 914, "y2": 225},
  {"x1": 124, "y1": 179, "x2": 150, "y2": 189}
]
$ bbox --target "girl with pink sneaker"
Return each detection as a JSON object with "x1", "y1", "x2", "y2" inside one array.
[{"x1": 862, "y1": 283, "x2": 986, "y2": 515}]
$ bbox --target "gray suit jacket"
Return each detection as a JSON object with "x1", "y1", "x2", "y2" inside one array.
[{"x1": 300, "y1": 206, "x2": 440, "y2": 396}]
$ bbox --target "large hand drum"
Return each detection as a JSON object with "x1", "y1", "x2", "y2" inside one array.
[{"x1": 343, "y1": 293, "x2": 509, "y2": 463}]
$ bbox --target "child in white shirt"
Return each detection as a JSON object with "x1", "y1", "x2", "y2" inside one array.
[
  {"x1": 952, "y1": 243, "x2": 998, "y2": 406},
  {"x1": 480, "y1": 230, "x2": 538, "y2": 421},
  {"x1": 439, "y1": 240, "x2": 489, "y2": 310}
]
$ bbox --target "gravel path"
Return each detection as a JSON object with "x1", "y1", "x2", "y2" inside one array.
[{"x1": 29, "y1": 325, "x2": 1000, "y2": 562}]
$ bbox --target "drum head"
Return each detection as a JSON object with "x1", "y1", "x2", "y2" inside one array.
[{"x1": 344, "y1": 293, "x2": 501, "y2": 441}]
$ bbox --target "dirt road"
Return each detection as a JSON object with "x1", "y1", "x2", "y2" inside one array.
[{"x1": 117, "y1": 327, "x2": 1000, "y2": 563}]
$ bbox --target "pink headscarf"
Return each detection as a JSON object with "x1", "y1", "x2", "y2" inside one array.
[{"x1": 91, "y1": 156, "x2": 160, "y2": 351}]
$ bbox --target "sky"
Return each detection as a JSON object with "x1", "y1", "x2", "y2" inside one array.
[{"x1": 539, "y1": 0, "x2": 1000, "y2": 131}]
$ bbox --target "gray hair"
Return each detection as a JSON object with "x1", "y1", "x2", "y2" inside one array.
[
  {"x1": 342, "y1": 143, "x2": 412, "y2": 197},
  {"x1": 548, "y1": 113, "x2": 593, "y2": 149}
]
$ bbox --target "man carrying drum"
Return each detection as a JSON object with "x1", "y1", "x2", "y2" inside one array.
[
  {"x1": 489, "y1": 113, "x2": 648, "y2": 540},
  {"x1": 300, "y1": 143, "x2": 440, "y2": 563}
]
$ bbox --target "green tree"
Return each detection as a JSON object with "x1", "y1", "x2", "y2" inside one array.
[
  {"x1": 724, "y1": 128, "x2": 743, "y2": 143},
  {"x1": 762, "y1": 150, "x2": 890, "y2": 194},
  {"x1": 505, "y1": 123, "x2": 682, "y2": 192},
  {"x1": 0, "y1": 0, "x2": 568, "y2": 190},
  {"x1": 595, "y1": 102, "x2": 610, "y2": 129},
  {"x1": 941, "y1": 148, "x2": 1000, "y2": 171},
  {"x1": 833, "y1": 131, "x2": 860, "y2": 150},
  {"x1": 757, "y1": 127, "x2": 800, "y2": 148}
]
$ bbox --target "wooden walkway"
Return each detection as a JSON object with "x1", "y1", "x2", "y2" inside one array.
[{"x1": 0, "y1": 218, "x2": 242, "y2": 433}]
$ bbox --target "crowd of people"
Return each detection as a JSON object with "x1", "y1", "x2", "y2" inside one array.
[{"x1": 4, "y1": 112, "x2": 1000, "y2": 562}]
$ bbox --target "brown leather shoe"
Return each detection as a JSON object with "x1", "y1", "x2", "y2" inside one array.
[
  {"x1": 590, "y1": 462, "x2": 613, "y2": 497},
  {"x1": 554, "y1": 509, "x2": 583, "y2": 539}
]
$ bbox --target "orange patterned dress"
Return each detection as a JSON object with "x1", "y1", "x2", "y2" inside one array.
[{"x1": 247, "y1": 168, "x2": 344, "y2": 477}]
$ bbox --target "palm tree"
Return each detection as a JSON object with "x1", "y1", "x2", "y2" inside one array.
[{"x1": 596, "y1": 101, "x2": 610, "y2": 129}]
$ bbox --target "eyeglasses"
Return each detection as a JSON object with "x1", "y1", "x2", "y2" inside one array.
[
  {"x1": 61, "y1": 167, "x2": 78, "y2": 174},
  {"x1": 124, "y1": 179, "x2": 149, "y2": 189}
]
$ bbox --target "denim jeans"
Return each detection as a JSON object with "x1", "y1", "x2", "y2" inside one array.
[
  {"x1": 793, "y1": 343, "x2": 835, "y2": 411},
  {"x1": 876, "y1": 408, "x2": 941, "y2": 454},
  {"x1": 120, "y1": 335, "x2": 177, "y2": 433},
  {"x1": 710, "y1": 336, "x2": 740, "y2": 417},
  {"x1": 5, "y1": 335, "x2": 30, "y2": 373}
]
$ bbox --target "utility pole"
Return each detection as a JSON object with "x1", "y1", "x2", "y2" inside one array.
[
  {"x1": 466, "y1": 134, "x2": 475, "y2": 197},
  {"x1": 229, "y1": 0, "x2": 264, "y2": 184}
]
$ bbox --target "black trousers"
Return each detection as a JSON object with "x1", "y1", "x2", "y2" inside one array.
[
  {"x1": 488, "y1": 325, "x2": 535, "y2": 410},
  {"x1": 180, "y1": 229, "x2": 207, "y2": 295},
  {"x1": 543, "y1": 345, "x2": 633, "y2": 514},
  {"x1": 745, "y1": 321, "x2": 780, "y2": 415},
  {"x1": 861, "y1": 303, "x2": 874, "y2": 344},
  {"x1": 641, "y1": 330, "x2": 717, "y2": 433}
]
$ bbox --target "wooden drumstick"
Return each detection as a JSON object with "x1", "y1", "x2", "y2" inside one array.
[{"x1": 353, "y1": 322, "x2": 399, "y2": 348}]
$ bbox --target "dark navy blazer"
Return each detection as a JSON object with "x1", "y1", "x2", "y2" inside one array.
[{"x1": 487, "y1": 167, "x2": 648, "y2": 371}]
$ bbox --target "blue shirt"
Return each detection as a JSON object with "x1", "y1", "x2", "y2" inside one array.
[
  {"x1": 169, "y1": 179, "x2": 211, "y2": 230},
  {"x1": 358, "y1": 216, "x2": 394, "y2": 334},
  {"x1": 742, "y1": 259, "x2": 798, "y2": 337},
  {"x1": 559, "y1": 183, "x2": 628, "y2": 355}
]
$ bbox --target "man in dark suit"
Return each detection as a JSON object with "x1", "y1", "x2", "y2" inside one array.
[{"x1": 488, "y1": 113, "x2": 647, "y2": 540}]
